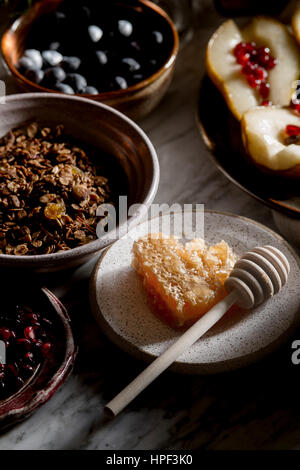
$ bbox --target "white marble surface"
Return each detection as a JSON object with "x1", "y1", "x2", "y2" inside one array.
[{"x1": 0, "y1": 1, "x2": 300, "y2": 450}]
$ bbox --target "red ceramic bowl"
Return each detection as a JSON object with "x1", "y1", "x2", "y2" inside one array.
[
  {"x1": 0, "y1": 287, "x2": 76, "y2": 431},
  {"x1": 1, "y1": 0, "x2": 179, "y2": 120}
]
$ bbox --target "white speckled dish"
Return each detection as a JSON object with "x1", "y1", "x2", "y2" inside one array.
[{"x1": 89, "y1": 210, "x2": 300, "y2": 374}]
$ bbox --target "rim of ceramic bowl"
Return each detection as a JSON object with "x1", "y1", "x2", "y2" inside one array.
[
  {"x1": 0, "y1": 92, "x2": 160, "y2": 265},
  {"x1": 1, "y1": 0, "x2": 179, "y2": 99}
]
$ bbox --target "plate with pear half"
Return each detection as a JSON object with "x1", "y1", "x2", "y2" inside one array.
[{"x1": 197, "y1": 14, "x2": 300, "y2": 218}]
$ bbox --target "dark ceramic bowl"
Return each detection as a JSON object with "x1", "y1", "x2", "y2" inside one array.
[
  {"x1": 0, "y1": 287, "x2": 76, "y2": 431},
  {"x1": 0, "y1": 93, "x2": 159, "y2": 272},
  {"x1": 1, "y1": 0, "x2": 179, "y2": 120}
]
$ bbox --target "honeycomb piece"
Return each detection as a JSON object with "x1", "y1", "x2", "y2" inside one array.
[{"x1": 132, "y1": 234, "x2": 238, "y2": 329}]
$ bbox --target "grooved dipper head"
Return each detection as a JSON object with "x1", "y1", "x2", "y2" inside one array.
[{"x1": 224, "y1": 245, "x2": 290, "y2": 309}]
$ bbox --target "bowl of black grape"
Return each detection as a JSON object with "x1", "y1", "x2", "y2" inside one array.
[
  {"x1": 0, "y1": 285, "x2": 76, "y2": 430},
  {"x1": 1, "y1": 0, "x2": 179, "y2": 120}
]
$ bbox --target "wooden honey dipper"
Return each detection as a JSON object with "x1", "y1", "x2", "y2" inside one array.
[{"x1": 105, "y1": 245, "x2": 290, "y2": 416}]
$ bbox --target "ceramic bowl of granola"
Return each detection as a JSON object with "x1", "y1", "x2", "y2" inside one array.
[{"x1": 0, "y1": 93, "x2": 159, "y2": 272}]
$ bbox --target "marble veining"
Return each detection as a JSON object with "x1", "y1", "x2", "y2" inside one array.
[{"x1": 0, "y1": 1, "x2": 299, "y2": 450}]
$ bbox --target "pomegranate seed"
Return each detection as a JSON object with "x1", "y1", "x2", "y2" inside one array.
[
  {"x1": 24, "y1": 326, "x2": 35, "y2": 341},
  {"x1": 258, "y1": 46, "x2": 270, "y2": 55},
  {"x1": 234, "y1": 42, "x2": 257, "y2": 65},
  {"x1": 234, "y1": 42, "x2": 255, "y2": 57},
  {"x1": 266, "y1": 57, "x2": 277, "y2": 69},
  {"x1": 247, "y1": 74, "x2": 260, "y2": 88},
  {"x1": 258, "y1": 53, "x2": 270, "y2": 66},
  {"x1": 236, "y1": 51, "x2": 250, "y2": 65},
  {"x1": 41, "y1": 342, "x2": 52, "y2": 356},
  {"x1": 16, "y1": 338, "x2": 32, "y2": 350},
  {"x1": 256, "y1": 46, "x2": 270, "y2": 65},
  {"x1": 0, "y1": 327, "x2": 11, "y2": 341},
  {"x1": 290, "y1": 99, "x2": 300, "y2": 114},
  {"x1": 242, "y1": 61, "x2": 257, "y2": 75},
  {"x1": 234, "y1": 42, "x2": 254, "y2": 56},
  {"x1": 233, "y1": 42, "x2": 245, "y2": 56},
  {"x1": 285, "y1": 125, "x2": 300, "y2": 137},
  {"x1": 259, "y1": 82, "x2": 270, "y2": 98},
  {"x1": 23, "y1": 313, "x2": 39, "y2": 324},
  {"x1": 253, "y1": 67, "x2": 267, "y2": 81},
  {"x1": 24, "y1": 352, "x2": 34, "y2": 363},
  {"x1": 256, "y1": 47, "x2": 277, "y2": 69},
  {"x1": 8, "y1": 363, "x2": 19, "y2": 377},
  {"x1": 261, "y1": 100, "x2": 272, "y2": 106},
  {"x1": 244, "y1": 42, "x2": 256, "y2": 54}
]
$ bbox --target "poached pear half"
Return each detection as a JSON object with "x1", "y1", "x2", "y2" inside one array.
[
  {"x1": 206, "y1": 17, "x2": 300, "y2": 121},
  {"x1": 241, "y1": 106, "x2": 300, "y2": 176}
]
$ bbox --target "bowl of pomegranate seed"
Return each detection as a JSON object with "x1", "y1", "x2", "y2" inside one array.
[
  {"x1": 1, "y1": 0, "x2": 179, "y2": 120},
  {"x1": 0, "y1": 285, "x2": 76, "y2": 430}
]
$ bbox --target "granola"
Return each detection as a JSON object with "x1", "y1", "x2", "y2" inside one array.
[{"x1": 0, "y1": 122, "x2": 112, "y2": 255}]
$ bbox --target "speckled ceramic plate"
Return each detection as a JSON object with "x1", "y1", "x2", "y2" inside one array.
[{"x1": 89, "y1": 210, "x2": 300, "y2": 374}]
